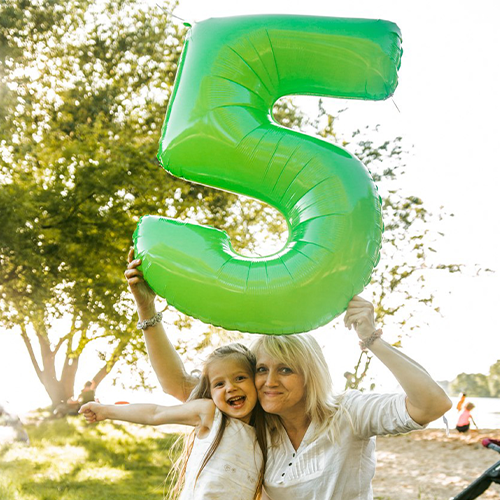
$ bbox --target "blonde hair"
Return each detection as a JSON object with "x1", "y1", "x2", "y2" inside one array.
[
  {"x1": 251, "y1": 334, "x2": 348, "y2": 445},
  {"x1": 168, "y1": 343, "x2": 266, "y2": 500}
]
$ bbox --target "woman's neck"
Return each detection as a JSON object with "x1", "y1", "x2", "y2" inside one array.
[{"x1": 279, "y1": 412, "x2": 311, "y2": 451}]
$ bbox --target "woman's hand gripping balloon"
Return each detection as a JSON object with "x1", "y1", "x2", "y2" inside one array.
[
  {"x1": 344, "y1": 295, "x2": 378, "y2": 343},
  {"x1": 125, "y1": 248, "x2": 198, "y2": 402},
  {"x1": 125, "y1": 247, "x2": 156, "y2": 316}
]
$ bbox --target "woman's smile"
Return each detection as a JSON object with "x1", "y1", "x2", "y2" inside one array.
[{"x1": 255, "y1": 350, "x2": 306, "y2": 417}]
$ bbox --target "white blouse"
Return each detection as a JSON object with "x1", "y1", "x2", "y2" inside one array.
[
  {"x1": 179, "y1": 407, "x2": 263, "y2": 500},
  {"x1": 263, "y1": 391, "x2": 425, "y2": 500}
]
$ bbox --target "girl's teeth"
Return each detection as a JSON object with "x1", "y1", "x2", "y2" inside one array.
[{"x1": 229, "y1": 397, "x2": 245, "y2": 405}]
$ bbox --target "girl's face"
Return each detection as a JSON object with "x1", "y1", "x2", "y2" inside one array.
[
  {"x1": 254, "y1": 349, "x2": 307, "y2": 420},
  {"x1": 207, "y1": 356, "x2": 258, "y2": 424}
]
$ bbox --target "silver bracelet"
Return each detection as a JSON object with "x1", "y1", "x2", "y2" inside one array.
[
  {"x1": 359, "y1": 329, "x2": 383, "y2": 351},
  {"x1": 136, "y1": 312, "x2": 163, "y2": 330}
]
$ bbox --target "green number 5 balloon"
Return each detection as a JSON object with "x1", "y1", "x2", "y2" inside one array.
[{"x1": 133, "y1": 15, "x2": 402, "y2": 334}]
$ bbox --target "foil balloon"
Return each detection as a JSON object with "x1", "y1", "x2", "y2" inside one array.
[{"x1": 134, "y1": 15, "x2": 402, "y2": 334}]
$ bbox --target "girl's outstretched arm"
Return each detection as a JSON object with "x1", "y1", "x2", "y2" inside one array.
[
  {"x1": 344, "y1": 296, "x2": 452, "y2": 426},
  {"x1": 80, "y1": 399, "x2": 215, "y2": 428},
  {"x1": 125, "y1": 248, "x2": 198, "y2": 402}
]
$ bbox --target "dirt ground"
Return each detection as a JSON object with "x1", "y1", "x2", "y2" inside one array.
[{"x1": 373, "y1": 429, "x2": 500, "y2": 500}]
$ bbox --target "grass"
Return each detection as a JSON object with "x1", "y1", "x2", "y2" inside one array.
[{"x1": 0, "y1": 414, "x2": 183, "y2": 500}]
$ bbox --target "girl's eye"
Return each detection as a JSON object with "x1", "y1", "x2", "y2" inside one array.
[
  {"x1": 236, "y1": 375, "x2": 247, "y2": 381},
  {"x1": 213, "y1": 382, "x2": 223, "y2": 388}
]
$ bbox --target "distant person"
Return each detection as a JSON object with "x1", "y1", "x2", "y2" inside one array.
[
  {"x1": 456, "y1": 402, "x2": 476, "y2": 432},
  {"x1": 456, "y1": 392, "x2": 467, "y2": 412},
  {"x1": 78, "y1": 381, "x2": 96, "y2": 406},
  {"x1": 80, "y1": 344, "x2": 266, "y2": 500},
  {"x1": 0, "y1": 404, "x2": 29, "y2": 445},
  {"x1": 65, "y1": 381, "x2": 97, "y2": 415}
]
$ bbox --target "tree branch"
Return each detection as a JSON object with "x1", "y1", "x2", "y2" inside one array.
[
  {"x1": 19, "y1": 324, "x2": 43, "y2": 380},
  {"x1": 92, "y1": 337, "x2": 130, "y2": 388},
  {"x1": 40, "y1": 191, "x2": 96, "y2": 229}
]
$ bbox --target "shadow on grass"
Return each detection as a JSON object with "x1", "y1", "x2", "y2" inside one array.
[
  {"x1": 0, "y1": 416, "x2": 184, "y2": 500},
  {"x1": 19, "y1": 470, "x2": 174, "y2": 500}
]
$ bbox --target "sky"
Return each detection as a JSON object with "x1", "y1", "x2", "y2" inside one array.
[{"x1": 1, "y1": 0, "x2": 500, "y2": 415}]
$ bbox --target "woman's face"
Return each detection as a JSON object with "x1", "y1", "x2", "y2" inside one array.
[{"x1": 254, "y1": 349, "x2": 307, "y2": 419}]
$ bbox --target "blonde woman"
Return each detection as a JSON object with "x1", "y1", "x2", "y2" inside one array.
[{"x1": 125, "y1": 250, "x2": 451, "y2": 499}]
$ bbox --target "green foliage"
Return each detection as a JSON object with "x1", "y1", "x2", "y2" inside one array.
[
  {"x1": 0, "y1": 0, "x2": 214, "y2": 403},
  {"x1": 449, "y1": 360, "x2": 500, "y2": 397},
  {"x1": 0, "y1": 415, "x2": 181, "y2": 499},
  {"x1": 449, "y1": 372, "x2": 491, "y2": 398},
  {"x1": 488, "y1": 360, "x2": 500, "y2": 398}
]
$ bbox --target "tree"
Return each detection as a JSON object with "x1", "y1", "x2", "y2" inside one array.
[
  {"x1": 0, "y1": 0, "x2": 191, "y2": 406},
  {"x1": 0, "y1": 0, "x2": 301, "y2": 406},
  {"x1": 450, "y1": 372, "x2": 491, "y2": 398},
  {"x1": 488, "y1": 360, "x2": 500, "y2": 398}
]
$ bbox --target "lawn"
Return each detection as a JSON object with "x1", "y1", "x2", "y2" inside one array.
[{"x1": 0, "y1": 413, "x2": 182, "y2": 500}]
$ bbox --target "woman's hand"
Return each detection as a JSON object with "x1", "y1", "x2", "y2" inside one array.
[
  {"x1": 345, "y1": 296, "x2": 452, "y2": 424},
  {"x1": 344, "y1": 295, "x2": 377, "y2": 340},
  {"x1": 79, "y1": 403, "x2": 108, "y2": 423},
  {"x1": 125, "y1": 247, "x2": 156, "y2": 314}
]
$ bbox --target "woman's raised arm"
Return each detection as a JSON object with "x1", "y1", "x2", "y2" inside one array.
[
  {"x1": 344, "y1": 296, "x2": 452, "y2": 426},
  {"x1": 125, "y1": 248, "x2": 197, "y2": 402}
]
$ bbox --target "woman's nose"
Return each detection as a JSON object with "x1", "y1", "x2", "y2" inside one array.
[{"x1": 265, "y1": 371, "x2": 278, "y2": 387}]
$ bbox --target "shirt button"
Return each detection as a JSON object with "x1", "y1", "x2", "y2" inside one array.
[
  {"x1": 282, "y1": 473, "x2": 285, "y2": 477},
  {"x1": 292, "y1": 453, "x2": 296, "y2": 457},
  {"x1": 289, "y1": 463, "x2": 292, "y2": 466}
]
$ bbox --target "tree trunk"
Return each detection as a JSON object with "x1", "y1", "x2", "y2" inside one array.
[
  {"x1": 40, "y1": 373, "x2": 70, "y2": 408},
  {"x1": 20, "y1": 322, "x2": 131, "y2": 409},
  {"x1": 20, "y1": 326, "x2": 67, "y2": 407}
]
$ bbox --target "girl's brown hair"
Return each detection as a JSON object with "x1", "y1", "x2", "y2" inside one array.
[{"x1": 168, "y1": 343, "x2": 267, "y2": 500}]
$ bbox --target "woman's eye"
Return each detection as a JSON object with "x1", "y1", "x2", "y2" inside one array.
[{"x1": 256, "y1": 367, "x2": 267, "y2": 373}]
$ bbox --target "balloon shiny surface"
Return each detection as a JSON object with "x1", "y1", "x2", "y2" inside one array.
[{"x1": 134, "y1": 15, "x2": 402, "y2": 334}]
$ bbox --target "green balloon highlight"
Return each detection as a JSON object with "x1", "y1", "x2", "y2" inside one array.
[{"x1": 134, "y1": 15, "x2": 402, "y2": 334}]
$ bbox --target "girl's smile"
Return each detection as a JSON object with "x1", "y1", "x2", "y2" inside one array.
[{"x1": 208, "y1": 356, "x2": 258, "y2": 424}]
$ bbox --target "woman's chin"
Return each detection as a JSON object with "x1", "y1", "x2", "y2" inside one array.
[{"x1": 260, "y1": 401, "x2": 283, "y2": 415}]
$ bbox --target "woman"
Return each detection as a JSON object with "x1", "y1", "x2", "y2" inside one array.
[{"x1": 125, "y1": 249, "x2": 451, "y2": 499}]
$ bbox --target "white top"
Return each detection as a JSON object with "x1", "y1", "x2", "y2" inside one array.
[
  {"x1": 179, "y1": 407, "x2": 263, "y2": 500},
  {"x1": 263, "y1": 391, "x2": 425, "y2": 500}
]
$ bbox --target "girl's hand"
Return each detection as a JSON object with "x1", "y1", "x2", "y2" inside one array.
[
  {"x1": 125, "y1": 247, "x2": 156, "y2": 313},
  {"x1": 344, "y1": 295, "x2": 377, "y2": 340},
  {"x1": 79, "y1": 403, "x2": 108, "y2": 423}
]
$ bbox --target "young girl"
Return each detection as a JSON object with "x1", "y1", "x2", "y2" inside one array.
[
  {"x1": 456, "y1": 402, "x2": 476, "y2": 433},
  {"x1": 80, "y1": 344, "x2": 266, "y2": 500}
]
